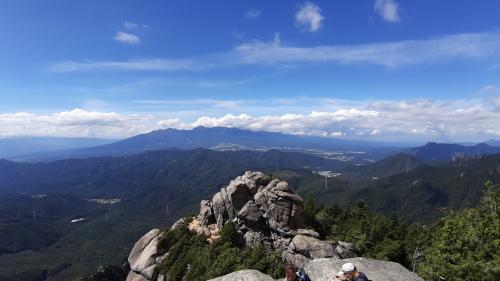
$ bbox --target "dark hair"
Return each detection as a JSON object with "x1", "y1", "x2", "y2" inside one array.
[{"x1": 284, "y1": 264, "x2": 296, "y2": 271}]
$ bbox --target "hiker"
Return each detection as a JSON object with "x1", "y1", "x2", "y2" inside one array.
[
  {"x1": 335, "y1": 262, "x2": 369, "y2": 281},
  {"x1": 284, "y1": 264, "x2": 311, "y2": 281}
]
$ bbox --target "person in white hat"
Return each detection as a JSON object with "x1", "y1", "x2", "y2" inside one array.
[{"x1": 334, "y1": 262, "x2": 369, "y2": 281}]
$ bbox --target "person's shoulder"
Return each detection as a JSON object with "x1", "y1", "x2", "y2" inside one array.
[{"x1": 356, "y1": 272, "x2": 369, "y2": 281}]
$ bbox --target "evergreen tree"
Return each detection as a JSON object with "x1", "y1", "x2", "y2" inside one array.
[{"x1": 418, "y1": 182, "x2": 500, "y2": 281}]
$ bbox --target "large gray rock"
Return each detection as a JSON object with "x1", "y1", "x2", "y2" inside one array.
[
  {"x1": 290, "y1": 235, "x2": 338, "y2": 259},
  {"x1": 125, "y1": 271, "x2": 149, "y2": 281},
  {"x1": 238, "y1": 200, "x2": 262, "y2": 224},
  {"x1": 203, "y1": 171, "x2": 303, "y2": 243},
  {"x1": 304, "y1": 257, "x2": 425, "y2": 281},
  {"x1": 335, "y1": 241, "x2": 359, "y2": 259},
  {"x1": 212, "y1": 191, "x2": 230, "y2": 229},
  {"x1": 254, "y1": 179, "x2": 303, "y2": 233},
  {"x1": 208, "y1": 270, "x2": 275, "y2": 281},
  {"x1": 211, "y1": 171, "x2": 270, "y2": 229},
  {"x1": 243, "y1": 230, "x2": 267, "y2": 248},
  {"x1": 140, "y1": 264, "x2": 157, "y2": 280},
  {"x1": 282, "y1": 251, "x2": 311, "y2": 270},
  {"x1": 170, "y1": 218, "x2": 186, "y2": 230},
  {"x1": 226, "y1": 178, "x2": 253, "y2": 212},
  {"x1": 241, "y1": 171, "x2": 269, "y2": 194},
  {"x1": 295, "y1": 229, "x2": 320, "y2": 239},
  {"x1": 128, "y1": 229, "x2": 160, "y2": 275},
  {"x1": 199, "y1": 200, "x2": 215, "y2": 225}
]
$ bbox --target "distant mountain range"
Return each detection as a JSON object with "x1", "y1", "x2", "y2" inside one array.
[
  {"x1": 0, "y1": 137, "x2": 115, "y2": 159},
  {"x1": 407, "y1": 142, "x2": 500, "y2": 161},
  {"x1": 486, "y1": 139, "x2": 500, "y2": 147},
  {"x1": 9, "y1": 126, "x2": 404, "y2": 162},
  {"x1": 3, "y1": 127, "x2": 500, "y2": 164}
]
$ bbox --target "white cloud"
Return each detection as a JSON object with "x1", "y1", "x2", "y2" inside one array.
[
  {"x1": 0, "y1": 109, "x2": 154, "y2": 138},
  {"x1": 3, "y1": 96, "x2": 500, "y2": 142},
  {"x1": 167, "y1": 99, "x2": 500, "y2": 141},
  {"x1": 232, "y1": 31, "x2": 500, "y2": 67},
  {"x1": 124, "y1": 21, "x2": 139, "y2": 29},
  {"x1": 48, "y1": 58, "x2": 202, "y2": 72},
  {"x1": 295, "y1": 2, "x2": 324, "y2": 32},
  {"x1": 49, "y1": 30, "x2": 500, "y2": 72},
  {"x1": 478, "y1": 85, "x2": 500, "y2": 111},
  {"x1": 124, "y1": 21, "x2": 151, "y2": 30},
  {"x1": 245, "y1": 9, "x2": 262, "y2": 19},
  {"x1": 374, "y1": 0, "x2": 400, "y2": 22},
  {"x1": 113, "y1": 31, "x2": 140, "y2": 44}
]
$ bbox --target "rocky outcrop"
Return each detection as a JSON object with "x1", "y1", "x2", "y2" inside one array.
[
  {"x1": 126, "y1": 229, "x2": 162, "y2": 281},
  {"x1": 210, "y1": 258, "x2": 424, "y2": 281},
  {"x1": 198, "y1": 172, "x2": 302, "y2": 233},
  {"x1": 125, "y1": 172, "x2": 422, "y2": 281},
  {"x1": 186, "y1": 171, "x2": 358, "y2": 269}
]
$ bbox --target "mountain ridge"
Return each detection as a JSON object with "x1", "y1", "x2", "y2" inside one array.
[
  {"x1": 407, "y1": 141, "x2": 500, "y2": 161},
  {"x1": 11, "y1": 126, "x2": 404, "y2": 162}
]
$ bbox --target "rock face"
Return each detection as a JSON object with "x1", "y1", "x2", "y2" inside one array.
[
  {"x1": 199, "y1": 172, "x2": 303, "y2": 233},
  {"x1": 125, "y1": 172, "x2": 423, "y2": 281},
  {"x1": 126, "y1": 229, "x2": 162, "y2": 281},
  {"x1": 188, "y1": 171, "x2": 358, "y2": 269},
  {"x1": 210, "y1": 258, "x2": 424, "y2": 281}
]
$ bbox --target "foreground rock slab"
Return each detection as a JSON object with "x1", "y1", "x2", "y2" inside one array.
[
  {"x1": 211, "y1": 257, "x2": 424, "y2": 281},
  {"x1": 209, "y1": 270, "x2": 275, "y2": 281},
  {"x1": 305, "y1": 258, "x2": 424, "y2": 281}
]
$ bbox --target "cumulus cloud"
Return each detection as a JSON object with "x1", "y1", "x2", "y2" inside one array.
[
  {"x1": 163, "y1": 99, "x2": 500, "y2": 141},
  {"x1": 295, "y1": 2, "x2": 324, "y2": 32},
  {"x1": 3, "y1": 97, "x2": 498, "y2": 142},
  {"x1": 49, "y1": 30, "x2": 500, "y2": 72},
  {"x1": 374, "y1": 0, "x2": 400, "y2": 22},
  {"x1": 0, "y1": 109, "x2": 154, "y2": 138},
  {"x1": 245, "y1": 9, "x2": 262, "y2": 19},
  {"x1": 113, "y1": 31, "x2": 140, "y2": 44}
]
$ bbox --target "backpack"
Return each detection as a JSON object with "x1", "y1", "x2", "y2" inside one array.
[{"x1": 296, "y1": 269, "x2": 311, "y2": 281}]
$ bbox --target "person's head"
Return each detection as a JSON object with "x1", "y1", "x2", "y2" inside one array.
[
  {"x1": 340, "y1": 263, "x2": 357, "y2": 280},
  {"x1": 284, "y1": 264, "x2": 296, "y2": 281}
]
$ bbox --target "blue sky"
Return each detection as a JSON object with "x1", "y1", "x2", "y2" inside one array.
[{"x1": 1, "y1": 0, "x2": 500, "y2": 141}]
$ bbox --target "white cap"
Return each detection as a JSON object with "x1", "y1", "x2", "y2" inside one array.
[{"x1": 341, "y1": 263, "x2": 355, "y2": 273}]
